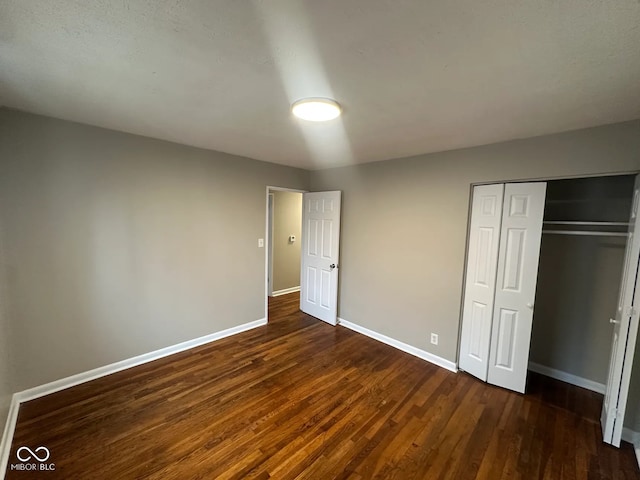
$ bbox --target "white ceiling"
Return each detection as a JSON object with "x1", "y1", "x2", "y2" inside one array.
[{"x1": 1, "y1": 1, "x2": 639, "y2": 170}]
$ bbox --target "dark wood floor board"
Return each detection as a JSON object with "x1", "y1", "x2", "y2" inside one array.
[
  {"x1": 5, "y1": 292, "x2": 640, "y2": 479},
  {"x1": 420, "y1": 386, "x2": 487, "y2": 479},
  {"x1": 449, "y1": 389, "x2": 504, "y2": 479}
]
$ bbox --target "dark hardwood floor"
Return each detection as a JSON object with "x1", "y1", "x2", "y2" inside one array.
[{"x1": 6, "y1": 292, "x2": 639, "y2": 479}]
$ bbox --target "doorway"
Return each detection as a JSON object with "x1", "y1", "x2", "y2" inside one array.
[
  {"x1": 265, "y1": 187, "x2": 305, "y2": 320},
  {"x1": 264, "y1": 187, "x2": 343, "y2": 326}
]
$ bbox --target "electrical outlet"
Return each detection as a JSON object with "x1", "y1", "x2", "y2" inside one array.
[{"x1": 430, "y1": 333, "x2": 439, "y2": 345}]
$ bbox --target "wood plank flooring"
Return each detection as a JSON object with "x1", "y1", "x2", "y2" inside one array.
[{"x1": 6, "y1": 292, "x2": 639, "y2": 479}]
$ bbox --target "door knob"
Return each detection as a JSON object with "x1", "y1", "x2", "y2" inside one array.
[
  {"x1": 330, "y1": 264, "x2": 338, "y2": 270},
  {"x1": 526, "y1": 303, "x2": 534, "y2": 309},
  {"x1": 610, "y1": 318, "x2": 620, "y2": 324}
]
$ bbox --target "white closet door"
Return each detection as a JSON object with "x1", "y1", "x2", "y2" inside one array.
[
  {"x1": 459, "y1": 184, "x2": 505, "y2": 381},
  {"x1": 487, "y1": 182, "x2": 546, "y2": 393},
  {"x1": 300, "y1": 191, "x2": 341, "y2": 326},
  {"x1": 601, "y1": 174, "x2": 640, "y2": 447}
]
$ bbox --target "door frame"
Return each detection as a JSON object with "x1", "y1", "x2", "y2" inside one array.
[
  {"x1": 267, "y1": 193, "x2": 275, "y2": 296},
  {"x1": 264, "y1": 186, "x2": 307, "y2": 320}
]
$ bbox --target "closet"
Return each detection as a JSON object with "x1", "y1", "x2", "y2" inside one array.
[{"x1": 458, "y1": 174, "x2": 640, "y2": 447}]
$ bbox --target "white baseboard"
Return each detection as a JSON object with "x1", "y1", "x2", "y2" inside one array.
[
  {"x1": 0, "y1": 317, "x2": 266, "y2": 479},
  {"x1": 271, "y1": 286, "x2": 300, "y2": 297},
  {"x1": 622, "y1": 427, "x2": 640, "y2": 445},
  {"x1": 528, "y1": 362, "x2": 606, "y2": 395},
  {"x1": 337, "y1": 318, "x2": 457, "y2": 373},
  {"x1": 622, "y1": 428, "x2": 640, "y2": 469},
  {"x1": 14, "y1": 318, "x2": 266, "y2": 403}
]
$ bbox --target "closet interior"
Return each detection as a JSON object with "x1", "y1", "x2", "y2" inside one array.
[{"x1": 529, "y1": 175, "x2": 635, "y2": 393}]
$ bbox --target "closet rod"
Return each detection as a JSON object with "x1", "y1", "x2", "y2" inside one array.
[
  {"x1": 542, "y1": 230, "x2": 628, "y2": 238},
  {"x1": 543, "y1": 221, "x2": 629, "y2": 226}
]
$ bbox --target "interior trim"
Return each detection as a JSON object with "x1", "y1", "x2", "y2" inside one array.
[
  {"x1": 271, "y1": 286, "x2": 301, "y2": 297},
  {"x1": 528, "y1": 361, "x2": 606, "y2": 395},
  {"x1": 0, "y1": 317, "x2": 267, "y2": 478},
  {"x1": 338, "y1": 317, "x2": 458, "y2": 373}
]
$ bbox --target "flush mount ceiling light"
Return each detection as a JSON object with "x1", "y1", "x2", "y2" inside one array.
[{"x1": 291, "y1": 98, "x2": 341, "y2": 122}]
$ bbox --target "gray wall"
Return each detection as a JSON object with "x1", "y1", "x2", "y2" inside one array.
[
  {"x1": 310, "y1": 119, "x2": 640, "y2": 429},
  {"x1": 0, "y1": 227, "x2": 11, "y2": 432},
  {"x1": 271, "y1": 191, "x2": 302, "y2": 292},
  {"x1": 530, "y1": 235, "x2": 626, "y2": 383},
  {"x1": 0, "y1": 108, "x2": 309, "y2": 394}
]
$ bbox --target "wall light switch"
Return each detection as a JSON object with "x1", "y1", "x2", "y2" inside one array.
[
  {"x1": 258, "y1": 238, "x2": 264, "y2": 248},
  {"x1": 289, "y1": 235, "x2": 296, "y2": 243}
]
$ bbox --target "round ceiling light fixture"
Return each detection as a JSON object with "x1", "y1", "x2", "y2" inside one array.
[{"x1": 291, "y1": 98, "x2": 341, "y2": 122}]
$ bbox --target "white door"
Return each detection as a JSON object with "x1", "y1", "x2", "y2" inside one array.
[
  {"x1": 459, "y1": 184, "x2": 505, "y2": 381},
  {"x1": 300, "y1": 191, "x2": 341, "y2": 325},
  {"x1": 601, "y1": 174, "x2": 640, "y2": 447},
  {"x1": 487, "y1": 182, "x2": 546, "y2": 393}
]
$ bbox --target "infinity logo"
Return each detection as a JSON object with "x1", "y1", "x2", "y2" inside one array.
[{"x1": 16, "y1": 446, "x2": 50, "y2": 462}]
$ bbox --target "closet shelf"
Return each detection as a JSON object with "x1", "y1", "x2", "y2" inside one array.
[
  {"x1": 543, "y1": 221, "x2": 629, "y2": 226},
  {"x1": 545, "y1": 198, "x2": 629, "y2": 204},
  {"x1": 542, "y1": 230, "x2": 628, "y2": 238},
  {"x1": 542, "y1": 220, "x2": 629, "y2": 237}
]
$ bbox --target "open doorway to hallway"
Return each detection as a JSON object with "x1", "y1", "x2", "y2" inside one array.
[{"x1": 266, "y1": 188, "x2": 304, "y2": 320}]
